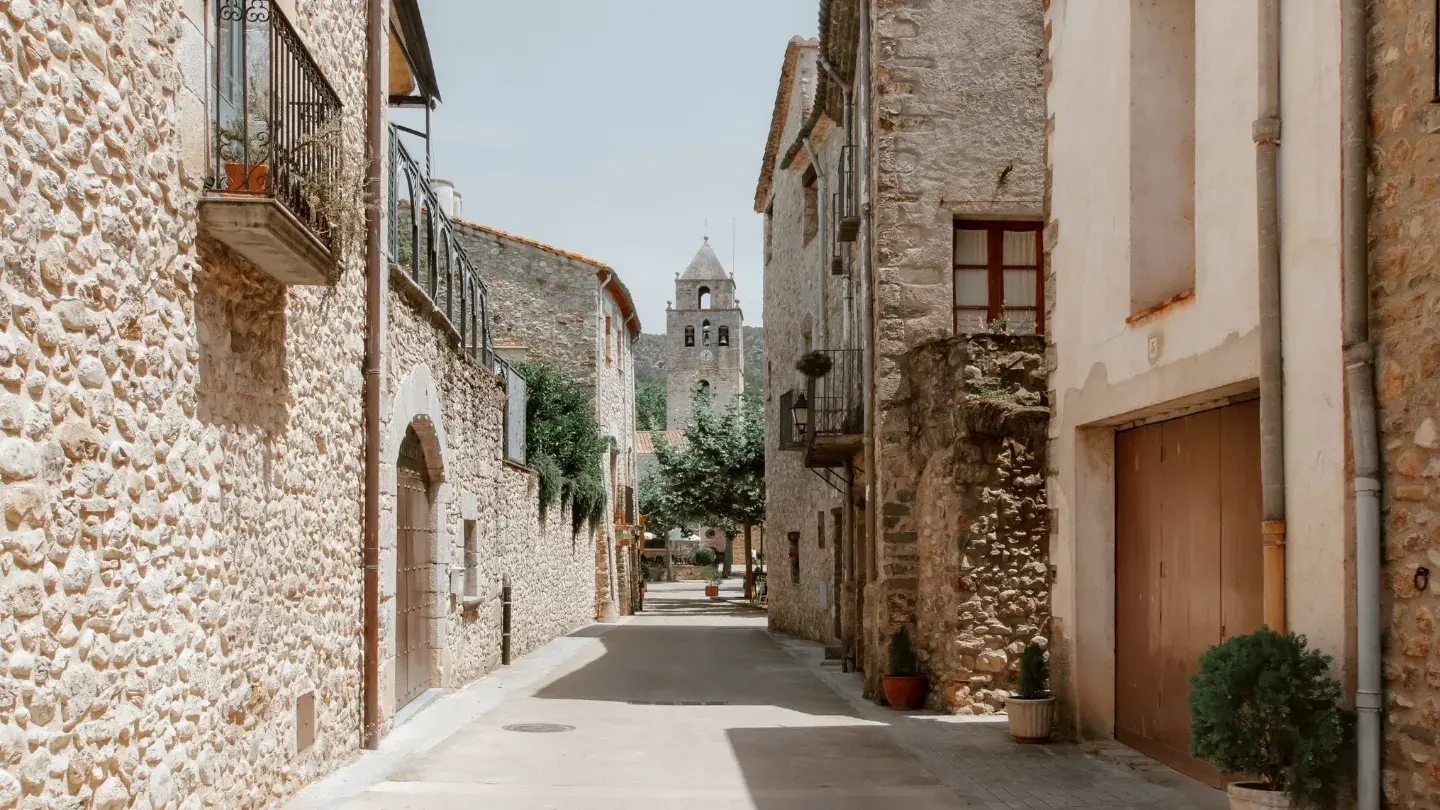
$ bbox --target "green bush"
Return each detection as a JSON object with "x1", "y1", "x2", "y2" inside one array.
[
  {"x1": 1016, "y1": 644, "x2": 1048, "y2": 699},
  {"x1": 701, "y1": 564, "x2": 721, "y2": 584},
  {"x1": 532, "y1": 454, "x2": 563, "y2": 517},
  {"x1": 887, "y1": 626, "x2": 919, "y2": 677},
  {"x1": 693, "y1": 547, "x2": 717, "y2": 567},
  {"x1": 519, "y1": 362, "x2": 608, "y2": 532},
  {"x1": 1188, "y1": 627, "x2": 1344, "y2": 804}
]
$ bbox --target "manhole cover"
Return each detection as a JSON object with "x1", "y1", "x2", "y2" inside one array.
[{"x1": 502, "y1": 723, "x2": 574, "y2": 733}]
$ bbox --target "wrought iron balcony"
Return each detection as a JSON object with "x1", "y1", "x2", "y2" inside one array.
[
  {"x1": 837, "y1": 144, "x2": 860, "y2": 243},
  {"x1": 388, "y1": 125, "x2": 496, "y2": 370},
  {"x1": 804, "y1": 348, "x2": 864, "y2": 468},
  {"x1": 200, "y1": 0, "x2": 343, "y2": 285}
]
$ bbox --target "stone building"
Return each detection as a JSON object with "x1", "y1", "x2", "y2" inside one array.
[
  {"x1": 665, "y1": 239, "x2": 745, "y2": 428},
  {"x1": 756, "y1": 0, "x2": 1048, "y2": 712},
  {"x1": 1369, "y1": 2, "x2": 1440, "y2": 805},
  {"x1": 447, "y1": 217, "x2": 643, "y2": 621},
  {"x1": 0, "y1": 0, "x2": 598, "y2": 806}
]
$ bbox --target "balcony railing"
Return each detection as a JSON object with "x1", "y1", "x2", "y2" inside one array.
[
  {"x1": 388, "y1": 125, "x2": 496, "y2": 369},
  {"x1": 208, "y1": 0, "x2": 342, "y2": 251},
  {"x1": 805, "y1": 348, "x2": 864, "y2": 466},
  {"x1": 837, "y1": 144, "x2": 860, "y2": 243}
]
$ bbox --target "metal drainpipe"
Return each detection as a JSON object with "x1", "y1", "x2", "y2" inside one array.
[
  {"x1": 1254, "y1": 0, "x2": 1287, "y2": 633},
  {"x1": 598, "y1": 270, "x2": 621, "y2": 623},
  {"x1": 804, "y1": 136, "x2": 829, "y2": 350},
  {"x1": 361, "y1": 0, "x2": 385, "y2": 750},
  {"x1": 1341, "y1": 0, "x2": 1381, "y2": 804}
]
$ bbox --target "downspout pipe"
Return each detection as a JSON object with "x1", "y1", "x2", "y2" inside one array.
[
  {"x1": 362, "y1": 0, "x2": 385, "y2": 750},
  {"x1": 1254, "y1": 0, "x2": 1287, "y2": 634},
  {"x1": 598, "y1": 270, "x2": 621, "y2": 623},
  {"x1": 1341, "y1": 0, "x2": 1382, "y2": 805},
  {"x1": 803, "y1": 136, "x2": 829, "y2": 349}
]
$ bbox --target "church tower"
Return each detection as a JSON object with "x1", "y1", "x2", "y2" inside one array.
[{"x1": 666, "y1": 238, "x2": 744, "y2": 429}]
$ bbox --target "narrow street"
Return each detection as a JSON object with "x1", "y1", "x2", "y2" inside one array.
[{"x1": 288, "y1": 581, "x2": 1224, "y2": 810}]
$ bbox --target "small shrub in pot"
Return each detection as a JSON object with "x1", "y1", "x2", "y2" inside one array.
[
  {"x1": 881, "y1": 626, "x2": 927, "y2": 710},
  {"x1": 1005, "y1": 643, "x2": 1055, "y2": 742},
  {"x1": 1188, "y1": 627, "x2": 1344, "y2": 809}
]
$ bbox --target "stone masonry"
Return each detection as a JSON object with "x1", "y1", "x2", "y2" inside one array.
[
  {"x1": 865, "y1": 0, "x2": 1047, "y2": 691},
  {"x1": 907, "y1": 334, "x2": 1049, "y2": 713},
  {"x1": 1370, "y1": 2, "x2": 1440, "y2": 805}
]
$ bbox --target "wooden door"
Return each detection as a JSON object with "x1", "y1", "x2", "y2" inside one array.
[
  {"x1": 396, "y1": 430, "x2": 433, "y2": 712},
  {"x1": 1114, "y1": 400, "x2": 1262, "y2": 786}
]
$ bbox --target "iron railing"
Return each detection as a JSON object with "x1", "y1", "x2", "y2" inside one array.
[
  {"x1": 837, "y1": 144, "x2": 860, "y2": 242},
  {"x1": 806, "y1": 349, "x2": 864, "y2": 437},
  {"x1": 388, "y1": 125, "x2": 496, "y2": 369},
  {"x1": 210, "y1": 0, "x2": 343, "y2": 248}
]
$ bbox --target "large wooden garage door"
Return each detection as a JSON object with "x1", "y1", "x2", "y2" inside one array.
[
  {"x1": 396, "y1": 430, "x2": 433, "y2": 712},
  {"x1": 1115, "y1": 400, "x2": 1263, "y2": 787}
]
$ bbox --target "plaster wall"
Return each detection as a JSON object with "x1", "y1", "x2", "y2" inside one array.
[{"x1": 1044, "y1": 0, "x2": 1348, "y2": 740}]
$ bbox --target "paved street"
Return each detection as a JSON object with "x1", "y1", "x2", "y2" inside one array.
[{"x1": 287, "y1": 580, "x2": 1225, "y2": 810}]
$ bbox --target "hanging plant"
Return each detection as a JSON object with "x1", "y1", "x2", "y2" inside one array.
[{"x1": 795, "y1": 351, "x2": 834, "y2": 379}]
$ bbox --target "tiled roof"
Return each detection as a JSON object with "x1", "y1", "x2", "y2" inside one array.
[
  {"x1": 754, "y1": 36, "x2": 819, "y2": 212},
  {"x1": 448, "y1": 217, "x2": 642, "y2": 341},
  {"x1": 635, "y1": 430, "x2": 687, "y2": 455}
]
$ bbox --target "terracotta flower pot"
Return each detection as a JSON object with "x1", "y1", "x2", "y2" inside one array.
[
  {"x1": 881, "y1": 675, "x2": 927, "y2": 710},
  {"x1": 704, "y1": 584, "x2": 719, "y2": 598},
  {"x1": 1226, "y1": 782, "x2": 1291, "y2": 810},
  {"x1": 1004, "y1": 695, "x2": 1055, "y2": 742},
  {"x1": 224, "y1": 162, "x2": 269, "y2": 192}
]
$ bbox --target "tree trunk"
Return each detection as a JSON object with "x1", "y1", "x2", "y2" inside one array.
[
  {"x1": 664, "y1": 530, "x2": 675, "y2": 582},
  {"x1": 744, "y1": 525, "x2": 753, "y2": 598},
  {"x1": 722, "y1": 530, "x2": 734, "y2": 578}
]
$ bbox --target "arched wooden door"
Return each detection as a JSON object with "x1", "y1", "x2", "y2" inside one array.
[{"x1": 395, "y1": 429, "x2": 433, "y2": 712}]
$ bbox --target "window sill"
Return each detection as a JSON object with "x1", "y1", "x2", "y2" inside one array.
[{"x1": 1125, "y1": 288, "x2": 1194, "y2": 326}]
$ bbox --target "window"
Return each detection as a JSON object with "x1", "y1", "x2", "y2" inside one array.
[
  {"x1": 788, "y1": 531, "x2": 800, "y2": 583},
  {"x1": 953, "y1": 220, "x2": 1044, "y2": 335},
  {"x1": 764, "y1": 204, "x2": 774, "y2": 264},
  {"x1": 717, "y1": 326, "x2": 730, "y2": 347},
  {"x1": 684, "y1": 325, "x2": 695, "y2": 347},
  {"x1": 702, "y1": 320, "x2": 711, "y2": 347},
  {"x1": 463, "y1": 520, "x2": 478, "y2": 598},
  {"x1": 698, "y1": 286, "x2": 711, "y2": 309},
  {"x1": 605, "y1": 315, "x2": 613, "y2": 364},
  {"x1": 697, "y1": 379, "x2": 711, "y2": 399},
  {"x1": 817, "y1": 511, "x2": 826, "y2": 550},
  {"x1": 803, "y1": 167, "x2": 819, "y2": 245}
]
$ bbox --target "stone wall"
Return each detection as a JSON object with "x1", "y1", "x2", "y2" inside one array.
[
  {"x1": 383, "y1": 275, "x2": 595, "y2": 703},
  {"x1": 865, "y1": 0, "x2": 1046, "y2": 689},
  {"x1": 1370, "y1": 3, "x2": 1440, "y2": 804},
  {"x1": 906, "y1": 334, "x2": 1049, "y2": 713}
]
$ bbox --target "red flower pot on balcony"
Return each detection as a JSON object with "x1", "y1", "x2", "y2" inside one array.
[{"x1": 224, "y1": 162, "x2": 270, "y2": 193}]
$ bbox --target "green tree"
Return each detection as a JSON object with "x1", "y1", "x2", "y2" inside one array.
[
  {"x1": 519, "y1": 361, "x2": 608, "y2": 533},
  {"x1": 636, "y1": 381, "x2": 667, "y2": 431},
  {"x1": 650, "y1": 384, "x2": 765, "y2": 581}
]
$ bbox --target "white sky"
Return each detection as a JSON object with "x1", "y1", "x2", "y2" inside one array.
[{"x1": 403, "y1": 0, "x2": 819, "y2": 330}]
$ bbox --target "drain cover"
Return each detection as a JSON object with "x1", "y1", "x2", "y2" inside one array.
[{"x1": 502, "y1": 723, "x2": 574, "y2": 733}]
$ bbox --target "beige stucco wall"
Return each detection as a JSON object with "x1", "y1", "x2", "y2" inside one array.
[{"x1": 1045, "y1": 0, "x2": 1349, "y2": 740}]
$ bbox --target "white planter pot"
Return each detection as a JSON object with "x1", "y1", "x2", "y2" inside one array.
[
  {"x1": 1226, "y1": 782, "x2": 1291, "y2": 810},
  {"x1": 1004, "y1": 695, "x2": 1055, "y2": 742}
]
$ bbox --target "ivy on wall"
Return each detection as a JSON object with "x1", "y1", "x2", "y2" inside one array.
[{"x1": 518, "y1": 362, "x2": 608, "y2": 534}]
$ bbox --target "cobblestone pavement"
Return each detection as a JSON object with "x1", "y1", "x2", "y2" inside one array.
[{"x1": 288, "y1": 579, "x2": 1225, "y2": 809}]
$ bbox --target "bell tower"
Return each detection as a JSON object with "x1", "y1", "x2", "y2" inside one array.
[{"x1": 665, "y1": 237, "x2": 745, "y2": 429}]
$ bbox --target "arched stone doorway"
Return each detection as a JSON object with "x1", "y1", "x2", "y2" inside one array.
[{"x1": 395, "y1": 427, "x2": 434, "y2": 711}]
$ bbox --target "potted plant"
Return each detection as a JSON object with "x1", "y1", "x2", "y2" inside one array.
[
  {"x1": 702, "y1": 565, "x2": 721, "y2": 598},
  {"x1": 795, "y1": 351, "x2": 834, "y2": 379},
  {"x1": 1005, "y1": 643, "x2": 1055, "y2": 742},
  {"x1": 216, "y1": 98, "x2": 273, "y2": 193},
  {"x1": 881, "y1": 626, "x2": 927, "y2": 710},
  {"x1": 1188, "y1": 627, "x2": 1344, "y2": 810}
]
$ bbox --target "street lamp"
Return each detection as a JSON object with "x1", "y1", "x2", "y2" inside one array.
[{"x1": 791, "y1": 392, "x2": 810, "y2": 437}]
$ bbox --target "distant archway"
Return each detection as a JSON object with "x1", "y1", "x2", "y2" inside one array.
[
  {"x1": 702, "y1": 320, "x2": 711, "y2": 346},
  {"x1": 698, "y1": 286, "x2": 711, "y2": 309}
]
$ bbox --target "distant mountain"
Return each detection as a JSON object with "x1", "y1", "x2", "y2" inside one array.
[{"x1": 633, "y1": 326, "x2": 764, "y2": 388}]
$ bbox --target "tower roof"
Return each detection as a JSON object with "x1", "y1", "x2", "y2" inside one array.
[{"x1": 680, "y1": 237, "x2": 730, "y2": 282}]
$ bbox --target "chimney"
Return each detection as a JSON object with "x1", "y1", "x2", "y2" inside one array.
[{"x1": 433, "y1": 179, "x2": 462, "y2": 219}]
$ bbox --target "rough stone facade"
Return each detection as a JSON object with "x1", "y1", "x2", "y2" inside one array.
[
  {"x1": 906, "y1": 335, "x2": 1049, "y2": 713},
  {"x1": 665, "y1": 241, "x2": 745, "y2": 429},
  {"x1": 451, "y1": 220, "x2": 640, "y2": 619},
  {"x1": 1370, "y1": 3, "x2": 1440, "y2": 804},
  {"x1": 0, "y1": 0, "x2": 378, "y2": 806},
  {"x1": 865, "y1": 0, "x2": 1047, "y2": 690}
]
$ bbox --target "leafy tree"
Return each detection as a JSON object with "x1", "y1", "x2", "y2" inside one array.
[
  {"x1": 519, "y1": 361, "x2": 608, "y2": 533},
  {"x1": 636, "y1": 381, "x2": 667, "y2": 431},
  {"x1": 649, "y1": 384, "x2": 764, "y2": 580}
]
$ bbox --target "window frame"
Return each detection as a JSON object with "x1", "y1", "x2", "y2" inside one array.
[
  {"x1": 953, "y1": 219, "x2": 1045, "y2": 335},
  {"x1": 802, "y1": 167, "x2": 819, "y2": 245},
  {"x1": 604, "y1": 314, "x2": 613, "y2": 364}
]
